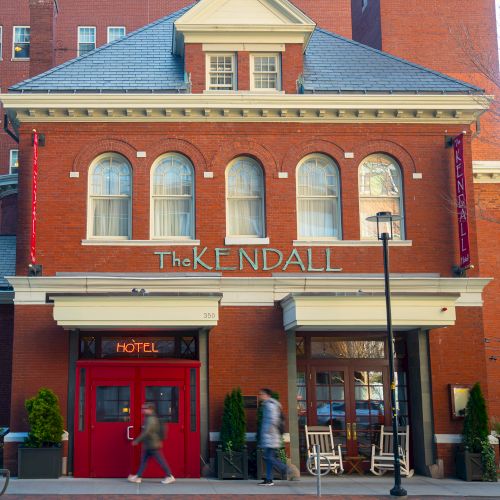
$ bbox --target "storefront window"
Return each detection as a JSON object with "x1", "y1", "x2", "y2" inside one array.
[{"x1": 311, "y1": 338, "x2": 385, "y2": 359}]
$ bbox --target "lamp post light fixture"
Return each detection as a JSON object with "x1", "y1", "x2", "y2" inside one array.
[{"x1": 366, "y1": 211, "x2": 407, "y2": 497}]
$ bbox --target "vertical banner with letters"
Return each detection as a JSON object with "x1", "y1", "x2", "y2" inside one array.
[
  {"x1": 453, "y1": 133, "x2": 471, "y2": 269},
  {"x1": 30, "y1": 130, "x2": 39, "y2": 265}
]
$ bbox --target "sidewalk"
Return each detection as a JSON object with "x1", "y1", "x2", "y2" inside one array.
[{"x1": 1, "y1": 475, "x2": 500, "y2": 498}]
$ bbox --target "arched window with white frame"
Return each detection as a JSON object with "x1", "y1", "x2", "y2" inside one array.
[
  {"x1": 88, "y1": 153, "x2": 131, "y2": 238},
  {"x1": 151, "y1": 153, "x2": 194, "y2": 239},
  {"x1": 358, "y1": 153, "x2": 404, "y2": 239},
  {"x1": 226, "y1": 157, "x2": 265, "y2": 237},
  {"x1": 296, "y1": 154, "x2": 341, "y2": 239}
]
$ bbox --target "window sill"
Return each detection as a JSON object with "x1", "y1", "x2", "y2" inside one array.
[
  {"x1": 224, "y1": 237, "x2": 270, "y2": 246},
  {"x1": 82, "y1": 239, "x2": 200, "y2": 246},
  {"x1": 11, "y1": 58, "x2": 30, "y2": 62},
  {"x1": 293, "y1": 240, "x2": 412, "y2": 247}
]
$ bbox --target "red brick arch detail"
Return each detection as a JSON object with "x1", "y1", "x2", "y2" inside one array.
[
  {"x1": 355, "y1": 140, "x2": 417, "y2": 178},
  {"x1": 210, "y1": 140, "x2": 278, "y2": 176},
  {"x1": 72, "y1": 138, "x2": 138, "y2": 173},
  {"x1": 282, "y1": 139, "x2": 346, "y2": 174},
  {"x1": 147, "y1": 138, "x2": 208, "y2": 172}
]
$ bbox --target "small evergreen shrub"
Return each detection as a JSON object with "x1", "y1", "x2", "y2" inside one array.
[
  {"x1": 24, "y1": 388, "x2": 64, "y2": 448},
  {"x1": 220, "y1": 388, "x2": 246, "y2": 452}
]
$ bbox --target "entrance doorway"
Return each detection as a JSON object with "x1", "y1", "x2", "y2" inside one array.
[
  {"x1": 296, "y1": 334, "x2": 409, "y2": 466},
  {"x1": 74, "y1": 360, "x2": 200, "y2": 478}
]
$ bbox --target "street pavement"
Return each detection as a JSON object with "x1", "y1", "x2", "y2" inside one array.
[{"x1": 1, "y1": 475, "x2": 500, "y2": 498}]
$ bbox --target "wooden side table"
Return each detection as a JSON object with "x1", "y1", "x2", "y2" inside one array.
[{"x1": 344, "y1": 455, "x2": 365, "y2": 475}]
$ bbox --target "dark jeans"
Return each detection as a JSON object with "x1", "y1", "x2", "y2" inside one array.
[
  {"x1": 263, "y1": 447, "x2": 288, "y2": 481},
  {"x1": 136, "y1": 448, "x2": 172, "y2": 477}
]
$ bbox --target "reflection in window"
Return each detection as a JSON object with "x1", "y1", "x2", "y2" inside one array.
[
  {"x1": 146, "y1": 386, "x2": 178, "y2": 423},
  {"x1": 311, "y1": 338, "x2": 385, "y2": 359},
  {"x1": 13, "y1": 27, "x2": 30, "y2": 59},
  {"x1": 395, "y1": 371, "x2": 409, "y2": 426},
  {"x1": 359, "y1": 154, "x2": 403, "y2": 239},
  {"x1": 297, "y1": 155, "x2": 341, "y2": 239},
  {"x1": 96, "y1": 386, "x2": 130, "y2": 422},
  {"x1": 190, "y1": 369, "x2": 197, "y2": 432},
  {"x1": 227, "y1": 157, "x2": 265, "y2": 237},
  {"x1": 296, "y1": 337, "x2": 306, "y2": 358}
]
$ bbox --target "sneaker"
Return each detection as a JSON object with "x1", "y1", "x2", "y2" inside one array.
[
  {"x1": 161, "y1": 475, "x2": 176, "y2": 484},
  {"x1": 127, "y1": 474, "x2": 142, "y2": 483},
  {"x1": 287, "y1": 463, "x2": 300, "y2": 481},
  {"x1": 258, "y1": 480, "x2": 275, "y2": 486}
]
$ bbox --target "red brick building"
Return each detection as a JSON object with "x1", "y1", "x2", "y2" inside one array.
[{"x1": 0, "y1": 0, "x2": 498, "y2": 479}]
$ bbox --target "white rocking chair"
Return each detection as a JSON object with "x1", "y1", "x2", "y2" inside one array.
[
  {"x1": 370, "y1": 424, "x2": 414, "y2": 477},
  {"x1": 305, "y1": 425, "x2": 344, "y2": 475}
]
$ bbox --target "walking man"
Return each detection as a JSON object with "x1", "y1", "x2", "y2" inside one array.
[
  {"x1": 258, "y1": 388, "x2": 300, "y2": 486},
  {"x1": 127, "y1": 402, "x2": 175, "y2": 484}
]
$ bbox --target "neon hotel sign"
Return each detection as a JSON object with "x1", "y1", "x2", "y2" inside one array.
[
  {"x1": 154, "y1": 247, "x2": 342, "y2": 272},
  {"x1": 116, "y1": 341, "x2": 158, "y2": 354}
]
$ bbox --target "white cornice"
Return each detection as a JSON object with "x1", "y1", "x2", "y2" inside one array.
[
  {"x1": 1, "y1": 93, "x2": 492, "y2": 125},
  {"x1": 473, "y1": 161, "x2": 500, "y2": 183}
]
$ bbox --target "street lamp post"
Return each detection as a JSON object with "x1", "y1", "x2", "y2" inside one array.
[{"x1": 366, "y1": 211, "x2": 407, "y2": 497}]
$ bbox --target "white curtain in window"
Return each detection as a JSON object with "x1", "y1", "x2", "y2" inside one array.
[
  {"x1": 90, "y1": 155, "x2": 131, "y2": 238},
  {"x1": 358, "y1": 154, "x2": 403, "y2": 239},
  {"x1": 297, "y1": 155, "x2": 340, "y2": 238},
  {"x1": 227, "y1": 157, "x2": 264, "y2": 237},
  {"x1": 152, "y1": 154, "x2": 193, "y2": 238}
]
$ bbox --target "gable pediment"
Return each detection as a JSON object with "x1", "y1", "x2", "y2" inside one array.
[{"x1": 174, "y1": 0, "x2": 315, "y2": 53}]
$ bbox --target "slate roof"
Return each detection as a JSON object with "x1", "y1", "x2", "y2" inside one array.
[
  {"x1": 0, "y1": 236, "x2": 16, "y2": 289},
  {"x1": 9, "y1": 6, "x2": 482, "y2": 95}
]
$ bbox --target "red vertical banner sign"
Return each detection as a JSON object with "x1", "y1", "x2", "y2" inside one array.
[
  {"x1": 30, "y1": 130, "x2": 39, "y2": 265},
  {"x1": 453, "y1": 133, "x2": 471, "y2": 269}
]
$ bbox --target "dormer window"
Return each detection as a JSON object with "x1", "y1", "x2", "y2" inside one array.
[
  {"x1": 251, "y1": 54, "x2": 280, "y2": 91},
  {"x1": 207, "y1": 54, "x2": 236, "y2": 91}
]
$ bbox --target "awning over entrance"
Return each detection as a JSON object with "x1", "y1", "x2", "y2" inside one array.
[
  {"x1": 50, "y1": 293, "x2": 222, "y2": 329},
  {"x1": 280, "y1": 292, "x2": 460, "y2": 331}
]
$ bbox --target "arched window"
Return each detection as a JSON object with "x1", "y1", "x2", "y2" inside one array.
[
  {"x1": 226, "y1": 157, "x2": 265, "y2": 237},
  {"x1": 359, "y1": 154, "x2": 404, "y2": 239},
  {"x1": 89, "y1": 153, "x2": 131, "y2": 238},
  {"x1": 296, "y1": 154, "x2": 341, "y2": 239},
  {"x1": 151, "y1": 153, "x2": 194, "y2": 239}
]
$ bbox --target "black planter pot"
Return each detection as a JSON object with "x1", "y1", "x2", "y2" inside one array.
[
  {"x1": 255, "y1": 448, "x2": 287, "y2": 480},
  {"x1": 216, "y1": 447, "x2": 248, "y2": 479},
  {"x1": 18, "y1": 447, "x2": 62, "y2": 479},
  {"x1": 456, "y1": 449, "x2": 483, "y2": 481}
]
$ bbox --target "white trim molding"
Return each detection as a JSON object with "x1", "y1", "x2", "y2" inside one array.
[
  {"x1": 293, "y1": 240, "x2": 412, "y2": 247},
  {"x1": 434, "y1": 434, "x2": 462, "y2": 444},
  {"x1": 82, "y1": 239, "x2": 201, "y2": 246},
  {"x1": 473, "y1": 160, "x2": 500, "y2": 183}
]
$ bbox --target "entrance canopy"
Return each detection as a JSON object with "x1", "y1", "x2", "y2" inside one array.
[
  {"x1": 49, "y1": 293, "x2": 222, "y2": 330},
  {"x1": 281, "y1": 292, "x2": 460, "y2": 331}
]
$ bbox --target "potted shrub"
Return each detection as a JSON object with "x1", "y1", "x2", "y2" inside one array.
[
  {"x1": 255, "y1": 390, "x2": 287, "y2": 480},
  {"x1": 18, "y1": 388, "x2": 64, "y2": 479},
  {"x1": 217, "y1": 388, "x2": 248, "y2": 479},
  {"x1": 456, "y1": 382, "x2": 497, "y2": 481}
]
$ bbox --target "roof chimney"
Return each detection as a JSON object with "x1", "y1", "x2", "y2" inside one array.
[{"x1": 29, "y1": 0, "x2": 59, "y2": 78}]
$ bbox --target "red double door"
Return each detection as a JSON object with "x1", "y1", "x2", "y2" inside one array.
[{"x1": 74, "y1": 360, "x2": 200, "y2": 478}]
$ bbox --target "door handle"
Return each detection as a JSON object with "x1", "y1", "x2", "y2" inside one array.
[
  {"x1": 352, "y1": 422, "x2": 357, "y2": 441},
  {"x1": 126, "y1": 426, "x2": 134, "y2": 441},
  {"x1": 346, "y1": 422, "x2": 351, "y2": 440}
]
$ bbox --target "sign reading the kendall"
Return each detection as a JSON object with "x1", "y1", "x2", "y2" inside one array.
[
  {"x1": 453, "y1": 134, "x2": 471, "y2": 269},
  {"x1": 154, "y1": 247, "x2": 342, "y2": 272}
]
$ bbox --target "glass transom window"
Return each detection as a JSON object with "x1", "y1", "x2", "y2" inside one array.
[
  {"x1": 13, "y1": 27, "x2": 30, "y2": 59},
  {"x1": 151, "y1": 153, "x2": 194, "y2": 239},
  {"x1": 207, "y1": 54, "x2": 235, "y2": 91},
  {"x1": 251, "y1": 54, "x2": 280, "y2": 91},
  {"x1": 226, "y1": 157, "x2": 265, "y2": 237},
  {"x1": 359, "y1": 154, "x2": 404, "y2": 239},
  {"x1": 297, "y1": 154, "x2": 341, "y2": 239},
  {"x1": 89, "y1": 153, "x2": 131, "y2": 238}
]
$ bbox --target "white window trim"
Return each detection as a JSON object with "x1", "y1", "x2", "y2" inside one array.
[
  {"x1": 225, "y1": 157, "x2": 266, "y2": 239},
  {"x1": 149, "y1": 153, "x2": 196, "y2": 241},
  {"x1": 9, "y1": 149, "x2": 19, "y2": 174},
  {"x1": 107, "y1": 26, "x2": 126, "y2": 44},
  {"x1": 12, "y1": 26, "x2": 30, "y2": 60},
  {"x1": 0, "y1": 26, "x2": 3, "y2": 60},
  {"x1": 87, "y1": 153, "x2": 132, "y2": 240},
  {"x1": 206, "y1": 53, "x2": 236, "y2": 91},
  {"x1": 78, "y1": 26, "x2": 96, "y2": 57},
  {"x1": 296, "y1": 154, "x2": 342, "y2": 241},
  {"x1": 250, "y1": 53, "x2": 281, "y2": 92}
]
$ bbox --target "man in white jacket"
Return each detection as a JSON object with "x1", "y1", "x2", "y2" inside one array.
[{"x1": 258, "y1": 388, "x2": 300, "y2": 486}]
